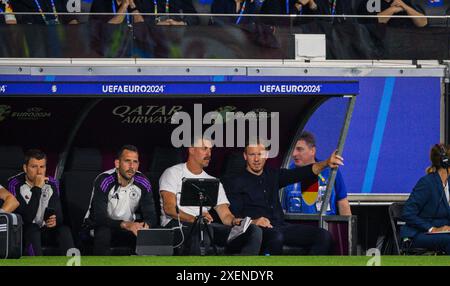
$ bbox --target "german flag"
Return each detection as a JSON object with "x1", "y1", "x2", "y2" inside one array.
[{"x1": 301, "y1": 178, "x2": 319, "y2": 206}]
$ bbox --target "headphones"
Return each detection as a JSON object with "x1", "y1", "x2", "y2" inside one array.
[
  {"x1": 438, "y1": 144, "x2": 449, "y2": 170},
  {"x1": 431, "y1": 144, "x2": 450, "y2": 218}
]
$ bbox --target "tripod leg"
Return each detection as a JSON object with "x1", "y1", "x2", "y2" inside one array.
[
  {"x1": 185, "y1": 218, "x2": 201, "y2": 255},
  {"x1": 203, "y1": 222, "x2": 218, "y2": 255},
  {"x1": 199, "y1": 220, "x2": 206, "y2": 256}
]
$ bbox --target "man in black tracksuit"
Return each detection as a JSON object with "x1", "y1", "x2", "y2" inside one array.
[
  {"x1": 7, "y1": 149, "x2": 74, "y2": 256},
  {"x1": 87, "y1": 145, "x2": 157, "y2": 255}
]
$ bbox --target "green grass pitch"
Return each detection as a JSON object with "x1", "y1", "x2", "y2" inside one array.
[{"x1": 0, "y1": 256, "x2": 450, "y2": 266}]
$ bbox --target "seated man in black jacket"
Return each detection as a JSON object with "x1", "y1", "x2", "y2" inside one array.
[
  {"x1": 7, "y1": 149, "x2": 74, "y2": 256},
  {"x1": 223, "y1": 138, "x2": 343, "y2": 255},
  {"x1": 86, "y1": 145, "x2": 157, "y2": 256}
]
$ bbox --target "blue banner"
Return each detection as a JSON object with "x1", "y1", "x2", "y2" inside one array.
[
  {"x1": 427, "y1": 0, "x2": 443, "y2": 7},
  {"x1": 303, "y1": 77, "x2": 441, "y2": 195},
  {"x1": 0, "y1": 82, "x2": 358, "y2": 96}
]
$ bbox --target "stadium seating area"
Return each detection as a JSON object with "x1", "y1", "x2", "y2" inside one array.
[
  {"x1": 0, "y1": 0, "x2": 446, "y2": 260},
  {"x1": 1, "y1": 0, "x2": 450, "y2": 25},
  {"x1": 0, "y1": 144, "x2": 332, "y2": 255},
  {"x1": 1, "y1": 0, "x2": 450, "y2": 59}
]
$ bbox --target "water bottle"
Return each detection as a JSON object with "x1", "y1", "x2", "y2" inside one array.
[
  {"x1": 316, "y1": 185, "x2": 331, "y2": 212},
  {"x1": 287, "y1": 189, "x2": 302, "y2": 213}
]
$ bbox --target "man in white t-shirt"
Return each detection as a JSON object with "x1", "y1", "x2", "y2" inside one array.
[{"x1": 159, "y1": 137, "x2": 262, "y2": 255}]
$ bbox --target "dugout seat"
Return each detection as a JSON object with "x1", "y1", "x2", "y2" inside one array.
[
  {"x1": 60, "y1": 147, "x2": 103, "y2": 250},
  {"x1": 0, "y1": 145, "x2": 24, "y2": 187},
  {"x1": 389, "y1": 202, "x2": 440, "y2": 255},
  {"x1": 0, "y1": 145, "x2": 23, "y2": 220},
  {"x1": 146, "y1": 146, "x2": 185, "y2": 227},
  {"x1": 220, "y1": 151, "x2": 246, "y2": 180}
]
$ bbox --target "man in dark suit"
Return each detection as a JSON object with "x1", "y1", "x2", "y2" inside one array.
[{"x1": 401, "y1": 144, "x2": 450, "y2": 254}]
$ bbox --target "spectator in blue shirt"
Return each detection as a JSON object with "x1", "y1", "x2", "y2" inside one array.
[{"x1": 283, "y1": 131, "x2": 351, "y2": 216}]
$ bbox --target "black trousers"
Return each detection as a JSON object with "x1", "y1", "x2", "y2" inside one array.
[
  {"x1": 23, "y1": 224, "x2": 74, "y2": 256},
  {"x1": 261, "y1": 222, "x2": 332, "y2": 255},
  {"x1": 412, "y1": 232, "x2": 450, "y2": 254},
  {"x1": 93, "y1": 226, "x2": 136, "y2": 256},
  {"x1": 166, "y1": 220, "x2": 262, "y2": 255}
]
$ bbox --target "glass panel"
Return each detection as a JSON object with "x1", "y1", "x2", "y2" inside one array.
[{"x1": 0, "y1": 0, "x2": 449, "y2": 60}]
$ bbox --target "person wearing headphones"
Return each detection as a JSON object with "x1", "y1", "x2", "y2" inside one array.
[{"x1": 401, "y1": 144, "x2": 450, "y2": 254}]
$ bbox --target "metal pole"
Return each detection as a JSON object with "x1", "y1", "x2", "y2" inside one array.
[
  {"x1": 319, "y1": 95, "x2": 357, "y2": 229},
  {"x1": 445, "y1": 71, "x2": 449, "y2": 145}
]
